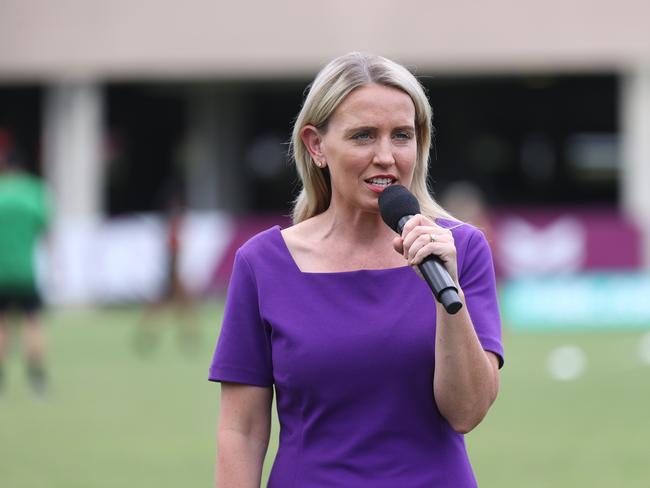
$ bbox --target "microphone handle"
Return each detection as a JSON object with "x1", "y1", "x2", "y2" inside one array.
[{"x1": 397, "y1": 216, "x2": 463, "y2": 315}]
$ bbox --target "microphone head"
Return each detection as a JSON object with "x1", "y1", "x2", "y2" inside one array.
[{"x1": 378, "y1": 185, "x2": 421, "y2": 232}]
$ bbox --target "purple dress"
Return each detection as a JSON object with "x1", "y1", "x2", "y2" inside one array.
[{"x1": 209, "y1": 222, "x2": 503, "y2": 487}]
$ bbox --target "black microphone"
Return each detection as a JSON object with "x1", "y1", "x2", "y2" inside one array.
[{"x1": 379, "y1": 185, "x2": 463, "y2": 314}]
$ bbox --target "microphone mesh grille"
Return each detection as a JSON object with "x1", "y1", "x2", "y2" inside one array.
[{"x1": 378, "y1": 185, "x2": 421, "y2": 232}]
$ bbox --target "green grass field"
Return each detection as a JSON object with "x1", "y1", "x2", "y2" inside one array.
[{"x1": 1, "y1": 302, "x2": 649, "y2": 487}]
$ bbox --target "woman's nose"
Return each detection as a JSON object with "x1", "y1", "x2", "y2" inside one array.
[{"x1": 373, "y1": 137, "x2": 395, "y2": 165}]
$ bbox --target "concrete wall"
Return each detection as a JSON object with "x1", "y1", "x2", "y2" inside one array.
[{"x1": 1, "y1": 0, "x2": 650, "y2": 81}]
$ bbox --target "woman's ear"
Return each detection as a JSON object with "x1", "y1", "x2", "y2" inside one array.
[{"x1": 300, "y1": 125, "x2": 326, "y2": 167}]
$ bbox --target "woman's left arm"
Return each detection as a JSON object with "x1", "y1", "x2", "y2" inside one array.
[
  {"x1": 432, "y1": 300, "x2": 500, "y2": 434},
  {"x1": 396, "y1": 214, "x2": 500, "y2": 434}
]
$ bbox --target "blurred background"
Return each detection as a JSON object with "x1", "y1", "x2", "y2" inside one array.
[{"x1": 1, "y1": 0, "x2": 649, "y2": 486}]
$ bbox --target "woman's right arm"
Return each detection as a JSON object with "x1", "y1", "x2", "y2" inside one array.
[{"x1": 216, "y1": 382, "x2": 273, "y2": 488}]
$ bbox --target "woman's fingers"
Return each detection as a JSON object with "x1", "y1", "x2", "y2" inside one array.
[
  {"x1": 410, "y1": 241, "x2": 447, "y2": 265},
  {"x1": 392, "y1": 235, "x2": 404, "y2": 255},
  {"x1": 400, "y1": 213, "x2": 434, "y2": 236},
  {"x1": 398, "y1": 215, "x2": 458, "y2": 283},
  {"x1": 403, "y1": 226, "x2": 452, "y2": 261},
  {"x1": 393, "y1": 214, "x2": 459, "y2": 283}
]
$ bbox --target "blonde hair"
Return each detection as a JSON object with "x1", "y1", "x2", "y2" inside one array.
[{"x1": 290, "y1": 51, "x2": 454, "y2": 224}]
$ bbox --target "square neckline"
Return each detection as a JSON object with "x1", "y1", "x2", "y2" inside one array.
[{"x1": 272, "y1": 225, "x2": 412, "y2": 276}]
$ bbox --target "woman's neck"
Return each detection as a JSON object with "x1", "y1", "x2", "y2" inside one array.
[{"x1": 315, "y1": 204, "x2": 395, "y2": 247}]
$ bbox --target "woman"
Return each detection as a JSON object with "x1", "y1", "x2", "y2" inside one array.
[{"x1": 209, "y1": 52, "x2": 504, "y2": 487}]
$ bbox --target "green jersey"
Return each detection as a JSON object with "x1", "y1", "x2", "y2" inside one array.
[{"x1": 0, "y1": 172, "x2": 49, "y2": 289}]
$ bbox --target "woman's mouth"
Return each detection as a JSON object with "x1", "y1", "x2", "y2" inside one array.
[{"x1": 364, "y1": 177, "x2": 397, "y2": 193}]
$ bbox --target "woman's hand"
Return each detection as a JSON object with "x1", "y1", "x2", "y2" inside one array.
[{"x1": 391, "y1": 214, "x2": 459, "y2": 286}]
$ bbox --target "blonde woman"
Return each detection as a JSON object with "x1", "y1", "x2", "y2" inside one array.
[{"x1": 210, "y1": 52, "x2": 503, "y2": 487}]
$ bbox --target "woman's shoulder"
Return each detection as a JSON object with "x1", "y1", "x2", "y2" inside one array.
[
  {"x1": 435, "y1": 218, "x2": 489, "y2": 255},
  {"x1": 436, "y1": 217, "x2": 480, "y2": 237},
  {"x1": 238, "y1": 225, "x2": 284, "y2": 259},
  {"x1": 233, "y1": 225, "x2": 299, "y2": 279}
]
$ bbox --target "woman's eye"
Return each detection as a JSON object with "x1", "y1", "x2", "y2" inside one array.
[{"x1": 394, "y1": 131, "x2": 412, "y2": 140}]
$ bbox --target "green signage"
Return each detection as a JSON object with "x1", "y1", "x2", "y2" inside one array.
[{"x1": 500, "y1": 273, "x2": 650, "y2": 330}]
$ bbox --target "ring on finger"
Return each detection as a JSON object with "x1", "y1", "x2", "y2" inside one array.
[{"x1": 429, "y1": 233, "x2": 437, "y2": 243}]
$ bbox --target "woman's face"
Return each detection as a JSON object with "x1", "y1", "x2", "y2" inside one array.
[{"x1": 310, "y1": 83, "x2": 418, "y2": 214}]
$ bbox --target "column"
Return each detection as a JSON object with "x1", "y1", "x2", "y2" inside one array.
[
  {"x1": 621, "y1": 66, "x2": 650, "y2": 269},
  {"x1": 41, "y1": 81, "x2": 104, "y2": 303},
  {"x1": 184, "y1": 85, "x2": 246, "y2": 211}
]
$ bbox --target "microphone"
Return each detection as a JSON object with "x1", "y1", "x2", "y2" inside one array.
[{"x1": 379, "y1": 185, "x2": 463, "y2": 314}]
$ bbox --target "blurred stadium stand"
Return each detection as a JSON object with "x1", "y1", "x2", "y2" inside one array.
[{"x1": 1, "y1": 0, "x2": 649, "y2": 312}]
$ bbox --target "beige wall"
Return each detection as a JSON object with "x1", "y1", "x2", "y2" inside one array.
[{"x1": 1, "y1": 0, "x2": 650, "y2": 81}]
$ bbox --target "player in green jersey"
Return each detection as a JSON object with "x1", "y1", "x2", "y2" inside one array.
[{"x1": 0, "y1": 131, "x2": 50, "y2": 397}]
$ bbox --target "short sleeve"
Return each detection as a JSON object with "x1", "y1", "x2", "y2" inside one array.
[
  {"x1": 459, "y1": 229, "x2": 505, "y2": 368},
  {"x1": 208, "y1": 250, "x2": 274, "y2": 386}
]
